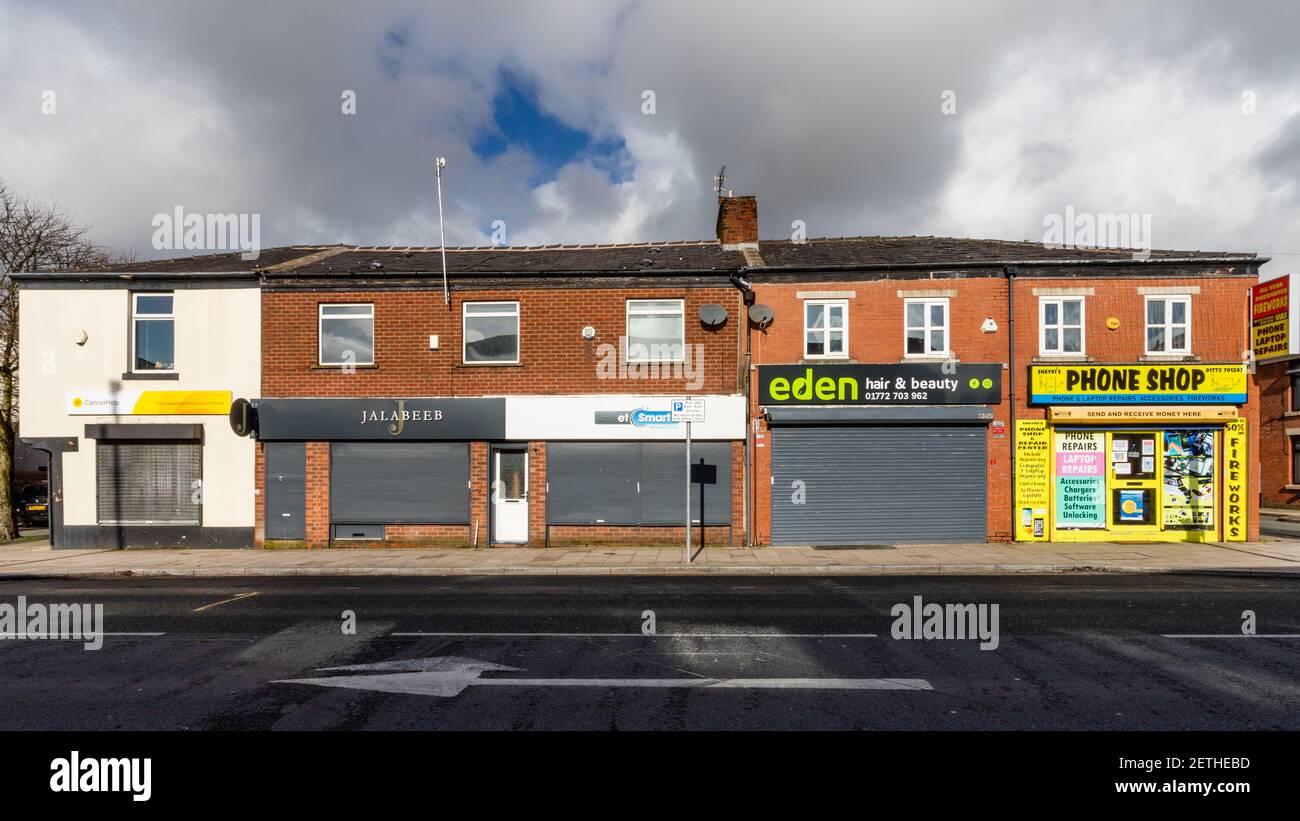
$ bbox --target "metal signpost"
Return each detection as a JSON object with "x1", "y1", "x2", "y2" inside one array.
[{"x1": 671, "y1": 399, "x2": 706, "y2": 562}]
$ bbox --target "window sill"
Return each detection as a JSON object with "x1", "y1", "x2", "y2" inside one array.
[
  {"x1": 1285, "y1": 485, "x2": 1300, "y2": 491},
  {"x1": 1033, "y1": 354, "x2": 1092, "y2": 363},
  {"x1": 311, "y1": 364, "x2": 378, "y2": 370},
  {"x1": 1284, "y1": 411, "x2": 1300, "y2": 418},
  {"x1": 121, "y1": 372, "x2": 179, "y2": 381},
  {"x1": 900, "y1": 355, "x2": 951, "y2": 363},
  {"x1": 1140, "y1": 354, "x2": 1199, "y2": 362},
  {"x1": 455, "y1": 362, "x2": 524, "y2": 368}
]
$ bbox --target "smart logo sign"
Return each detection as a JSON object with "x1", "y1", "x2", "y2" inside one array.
[{"x1": 758, "y1": 364, "x2": 1001, "y2": 405}]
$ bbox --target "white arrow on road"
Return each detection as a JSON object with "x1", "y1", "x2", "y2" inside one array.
[{"x1": 273, "y1": 656, "x2": 933, "y2": 698}]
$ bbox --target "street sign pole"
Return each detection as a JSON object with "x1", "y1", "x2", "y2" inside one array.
[
  {"x1": 670, "y1": 398, "x2": 705, "y2": 564},
  {"x1": 685, "y1": 419, "x2": 692, "y2": 563}
]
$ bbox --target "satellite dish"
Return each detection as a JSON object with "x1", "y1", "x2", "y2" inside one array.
[
  {"x1": 748, "y1": 304, "x2": 774, "y2": 329},
  {"x1": 698, "y1": 304, "x2": 728, "y2": 328},
  {"x1": 229, "y1": 398, "x2": 258, "y2": 438}
]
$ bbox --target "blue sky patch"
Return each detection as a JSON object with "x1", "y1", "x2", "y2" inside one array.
[{"x1": 473, "y1": 70, "x2": 630, "y2": 185}]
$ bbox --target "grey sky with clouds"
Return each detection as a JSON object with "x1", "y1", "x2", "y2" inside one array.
[{"x1": 2, "y1": 0, "x2": 1298, "y2": 274}]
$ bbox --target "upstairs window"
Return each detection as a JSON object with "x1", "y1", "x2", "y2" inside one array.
[
  {"x1": 1040, "y1": 297, "x2": 1085, "y2": 355},
  {"x1": 1145, "y1": 295, "x2": 1191, "y2": 355},
  {"x1": 319, "y1": 304, "x2": 374, "y2": 366},
  {"x1": 132, "y1": 292, "x2": 175, "y2": 372},
  {"x1": 463, "y1": 301, "x2": 520, "y2": 364},
  {"x1": 904, "y1": 298, "x2": 949, "y2": 357},
  {"x1": 804, "y1": 300, "x2": 847, "y2": 358},
  {"x1": 627, "y1": 299, "x2": 684, "y2": 362}
]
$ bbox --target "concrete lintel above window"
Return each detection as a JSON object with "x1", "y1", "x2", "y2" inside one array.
[
  {"x1": 1031, "y1": 287, "x2": 1095, "y2": 297},
  {"x1": 1138, "y1": 285, "x2": 1200, "y2": 295},
  {"x1": 84, "y1": 423, "x2": 204, "y2": 441},
  {"x1": 796, "y1": 290, "x2": 856, "y2": 300},
  {"x1": 896, "y1": 288, "x2": 957, "y2": 298},
  {"x1": 1286, "y1": 428, "x2": 1300, "y2": 438}
]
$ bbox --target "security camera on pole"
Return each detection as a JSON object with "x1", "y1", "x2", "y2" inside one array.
[{"x1": 671, "y1": 398, "x2": 706, "y2": 562}]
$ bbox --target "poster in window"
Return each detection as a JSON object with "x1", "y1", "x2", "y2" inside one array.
[
  {"x1": 1162, "y1": 430, "x2": 1215, "y2": 530},
  {"x1": 1053, "y1": 431, "x2": 1106, "y2": 528}
]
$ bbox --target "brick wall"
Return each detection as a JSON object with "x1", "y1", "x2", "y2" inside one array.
[
  {"x1": 1257, "y1": 360, "x2": 1298, "y2": 507},
  {"x1": 749, "y1": 277, "x2": 1013, "y2": 543},
  {"x1": 259, "y1": 285, "x2": 745, "y2": 547},
  {"x1": 748, "y1": 271, "x2": 1260, "y2": 543},
  {"x1": 262, "y1": 286, "x2": 742, "y2": 397},
  {"x1": 1012, "y1": 275, "x2": 1259, "y2": 540}
]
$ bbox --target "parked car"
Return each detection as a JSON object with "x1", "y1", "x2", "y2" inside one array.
[{"x1": 14, "y1": 483, "x2": 49, "y2": 527}]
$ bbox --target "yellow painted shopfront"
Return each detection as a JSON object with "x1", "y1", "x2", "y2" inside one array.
[{"x1": 1015, "y1": 364, "x2": 1249, "y2": 543}]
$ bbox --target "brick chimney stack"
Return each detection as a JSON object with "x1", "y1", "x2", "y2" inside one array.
[{"x1": 716, "y1": 195, "x2": 758, "y2": 249}]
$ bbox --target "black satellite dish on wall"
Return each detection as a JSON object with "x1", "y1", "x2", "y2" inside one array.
[
  {"x1": 229, "y1": 398, "x2": 258, "y2": 438},
  {"x1": 748, "y1": 304, "x2": 774, "y2": 329},
  {"x1": 698, "y1": 303, "x2": 729, "y2": 328}
]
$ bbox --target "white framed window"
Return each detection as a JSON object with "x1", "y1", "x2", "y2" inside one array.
[
  {"x1": 319, "y1": 303, "x2": 374, "y2": 366},
  {"x1": 1039, "y1": 297, "x2": 1085, "y2": 355},
  {"x1": 626, "y1": 299, "x2": 684, "y2": 363},
  {"x1": 1145, "y1": 295, "x2": 1191, "y2": 355},
  {"x1": 904, "y1": 298, "x2": 949, "y2": 357},
  {"x1": 131, "y1": 292, "x2": 175, "y2": 372},
  {"x1": 463, "y1": 301, "x2": 520, "y2": 364},
  {"x1": 804, "y1": 299, "x2": 848, "y2": 358}
]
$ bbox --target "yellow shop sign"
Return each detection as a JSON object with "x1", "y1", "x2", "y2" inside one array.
[
  {"x1": 1048, "y1": 405, "x2": 1239, "y2": 423},
  {"x1": 67, "y1": 389, "x2": 232, "y2": 416},
  {"x1": 1030, "y1": 364, "x2": 1247, "y2": 405}
]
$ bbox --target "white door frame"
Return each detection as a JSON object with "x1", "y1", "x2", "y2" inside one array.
[{"x1": 492, "y1": 446, "x2": 529, "y2": 543}]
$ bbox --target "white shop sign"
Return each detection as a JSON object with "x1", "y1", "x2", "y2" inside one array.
[{"x1": 504, "y1": 395, "x2": 744, "y2": 440}]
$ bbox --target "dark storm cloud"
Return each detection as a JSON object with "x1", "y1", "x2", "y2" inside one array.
[{"x1": 0, "y1": 0, "x2": 1297, "y2": 272}]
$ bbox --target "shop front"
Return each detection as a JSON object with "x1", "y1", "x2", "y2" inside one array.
[
  {"x1": 246, "y1": 394, "x2": 745, "y2": 547},
  {"x1": 757, "y1": 363, "x2": 1003, "y2": 545},
  {"x1": 1016, "y1": 364, "x2": 1249, "y2": 543}
]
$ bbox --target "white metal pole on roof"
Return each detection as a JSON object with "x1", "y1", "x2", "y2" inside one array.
[{"x1": 436, "y1": 157, "x2": 449, "y2": 305}]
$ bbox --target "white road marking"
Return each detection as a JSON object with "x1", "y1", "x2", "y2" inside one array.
[
  {"x1": 193, "y1": 592, "x2": 259, "y2": 613},
  {"x1": 273, "y1": 655, "x2": 928, "y2": 698},
  {"x1": 1162, "y1": 633, "x2": 1300, "y2": 639},
  {"x1": 391, "y1": 631, "x2": 877, "y2": 638}
]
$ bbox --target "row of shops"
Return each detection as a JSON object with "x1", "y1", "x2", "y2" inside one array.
[
  {"x1": 755, "y1": 362, "x2": 1250, "y2": 545},
  {"x1": 23, "y1": 366, "x2": 1253, "y2": 548}
]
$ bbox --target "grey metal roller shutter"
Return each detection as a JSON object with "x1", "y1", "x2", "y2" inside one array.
[
  {"x1": 771, "y1": 426, "x2": 985, "y2": 544},
  {"x1": 96, "y1": 441, "x2": 201, "y2": 525},
  {"x1": 330, "y1": 442, "x2": 469, "y2": 524},
  {"x1": 639, "y1": 442, "x2": 731, "y2": 525},
  {"x1": 547, "y1": 443, "x2": 639, "y2": 524},
  {"x1": 265, "y1": 443, "x2": 306, "y2": 539}
]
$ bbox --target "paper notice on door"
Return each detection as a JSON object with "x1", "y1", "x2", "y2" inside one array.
[
  {"x1": 1112, "y1": 439, "x2": 1129, "y2": 456},
  {"x1": 1142, "y1": 440, "x2": 1155, "y2": 456},
  {"x1": 1114, "y1": 462, "x2": 1132, "y2": 475},
  {"x1": 1141, "y1": 456, "x2": 1154, "y2": 472}
]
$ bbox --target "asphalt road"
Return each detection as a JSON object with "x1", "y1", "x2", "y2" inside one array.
[{"x1": 0, "y1": 574, "x2": 1297, "y2": 730}]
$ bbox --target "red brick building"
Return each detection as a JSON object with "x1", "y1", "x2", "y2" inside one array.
[
  {"x1": 736, "y1": 206, "x2": 1262, "y2": 544},
  {"x1": 53, "y1": 195, "x2": 1265, "y2": 548},
  {"x1": 252, "y1": 244, "x2": 748, "y2": 547}
]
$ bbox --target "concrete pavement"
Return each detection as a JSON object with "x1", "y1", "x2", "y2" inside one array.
[{"x1": 2, "y1": 534, "x2": 1300, "y2": 577}]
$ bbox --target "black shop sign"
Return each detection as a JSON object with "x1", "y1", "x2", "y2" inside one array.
[{"x1": 758, "y1": 363, "x2": 1002, "y2": 405}]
